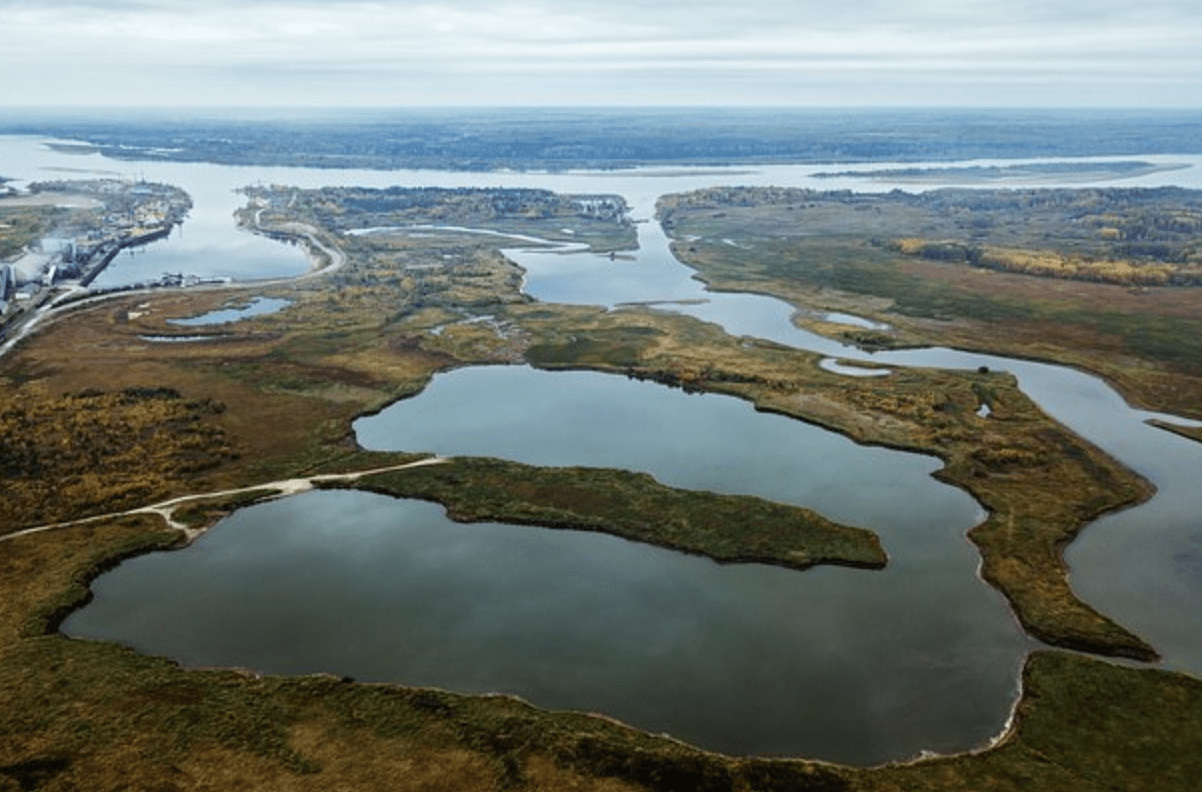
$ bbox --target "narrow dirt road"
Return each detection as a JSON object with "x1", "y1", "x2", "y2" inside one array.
[{"x1": 1, "y1": 456, "x2": 448, "y2": 544}]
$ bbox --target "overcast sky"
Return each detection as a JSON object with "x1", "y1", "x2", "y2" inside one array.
[{"x1": 2, "y1": 0, "x2": 1199, "y2": 107}]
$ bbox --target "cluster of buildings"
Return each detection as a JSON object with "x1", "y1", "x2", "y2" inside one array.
[
  {"x1": 1, "y1": 236, "x2": 98, "y2": 306},
  {"x1": 0, "y1": 247, "x2": 56, "y2": 306},
  {"x1": 1, "y1": 180, "x2": 191, "y2": 325}
]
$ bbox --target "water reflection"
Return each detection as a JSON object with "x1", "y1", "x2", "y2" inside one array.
[
  {"x1": 168, "y1": 297, "x2": 291, "y2": 326},
  {"x1": 75, "y1": 365, "x2": 1026, "y2": 764},
  {"x1": 11, "y1": 134, "x2": 1200, "y2": 760},
  {"x1": 63, "y1": 487, "x2": 1028, "y2": 765}
]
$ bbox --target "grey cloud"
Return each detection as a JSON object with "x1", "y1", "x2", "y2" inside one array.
[{"x1": 1, "y1": 0, "x2": 1198, "y2": 107}]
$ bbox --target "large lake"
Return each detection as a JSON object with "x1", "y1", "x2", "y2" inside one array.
[
  {"x1": 66, "y1": 367, "x2": 1030, "y2": 765},
  {"x1": 7, "y1": 134, "x2": 1199, "y2": 763}
]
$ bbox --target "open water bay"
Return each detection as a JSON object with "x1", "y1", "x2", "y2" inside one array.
[{"x1": 66, "y1": 367, "x2": 1029, "y2": 765}]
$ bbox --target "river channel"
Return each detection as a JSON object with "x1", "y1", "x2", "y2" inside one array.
[{"x1": 6, "y1": 136, "x2": 1200, "y2": 763}]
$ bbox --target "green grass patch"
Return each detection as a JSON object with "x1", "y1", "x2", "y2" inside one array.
[
  {"x1": 525, "y1": 325, "x2": 662, "y2": 369},
  {"x1": 342, "y1": 456, "x2": 887, "y2": 571}
]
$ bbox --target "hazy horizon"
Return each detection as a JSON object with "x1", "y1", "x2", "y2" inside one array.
[{"x1": 2, "y1": 0, "x2": 1198, "y2": 109}]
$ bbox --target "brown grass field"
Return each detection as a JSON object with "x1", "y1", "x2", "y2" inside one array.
[
  {"x1": 658, "y1": 188, "x2": 1202, "y2": 421},
  {"x1": 2, "y1": 185, "x2": 1200, "y2": 790}
]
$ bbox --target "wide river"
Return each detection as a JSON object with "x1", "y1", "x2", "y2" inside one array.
[{"x1": 5, "y1": 137, "x2": 1200, "y2": 764}]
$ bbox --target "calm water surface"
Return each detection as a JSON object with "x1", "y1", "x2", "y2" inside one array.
[
  {"x1": 168, "y1": 297, "x2": 292, "y2": 326},
  {"x1": 63, "y1": 490, "x2": 1018, "y2": 764},
  {"x1": 68, "y1": 367, "x2": 1029, "y2": 765},
  {"x1": 17, "y1": 135, "x2": 1198, "y2": 761}
]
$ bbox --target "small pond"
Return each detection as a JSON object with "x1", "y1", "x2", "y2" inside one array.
[{"x1": 168, "y1": 297, "x2": 291, "y2": 326}]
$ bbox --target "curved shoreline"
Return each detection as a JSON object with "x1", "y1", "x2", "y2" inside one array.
[
  {"x1": 2, "y1": 156, "x2": 1199, "y2": 786},
  {"x1": 0, "y1": 190, "x2": 349, "y2": 363},
  {"x1": 337, "y1": 455, "x2": 888, "y2": 573},
  {"x1": 516, "y1": 335, "x2": 1159, "y2": 662},
  {"x1": 3, "y1": 515, "x2": 1199, "y2": 788},
  {"x1": 680, "y1": 252, "x2": 1202, "y2": 425},
  {"x1": 0, "y1": 456, "x2": 449, "y2": 547}
]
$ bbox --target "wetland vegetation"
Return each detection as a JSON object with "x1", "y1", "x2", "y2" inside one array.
[
  {"x1": 342, "y1": 455, "x2": 886, "y2": 571},
  {"x1": 3, "y1": 145, "x2": 1202, "y2": 789},
  {"x1": 659, "y1": 187, "x2": 1202, "y2": 419},
  {"x1": 4, "y1": 515, "x2": 1202, "y2": 790}
]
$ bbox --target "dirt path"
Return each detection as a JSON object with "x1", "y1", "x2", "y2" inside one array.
[
  {"x1": 247, "y1": 204, "x2": 348, "y2": 280},
  {"x1": 0, "y1": 456, "x2": 448, "y2": 545}
]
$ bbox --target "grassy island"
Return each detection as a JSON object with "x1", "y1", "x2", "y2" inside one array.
[
  {"x1": 342, "y1": 456, "x2": 886, "y2": 571},
  {"x1": 510, "y1": 301, "x2": 1157, "y2": 659}
]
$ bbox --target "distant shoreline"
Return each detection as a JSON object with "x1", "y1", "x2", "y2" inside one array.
[
  {"x1": 813, "y1": 160, "x2": 1192, "y2": 184},
  {"x1": 6, "y1": 107, "x2": 1201, "y2": 174}
]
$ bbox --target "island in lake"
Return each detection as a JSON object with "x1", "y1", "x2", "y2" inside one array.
[{"x1": 2, "y1": 112, "x2": 1202, "y2": 791}]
